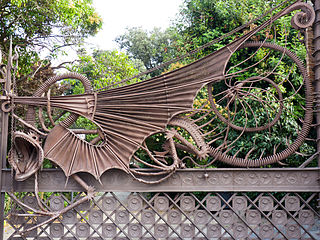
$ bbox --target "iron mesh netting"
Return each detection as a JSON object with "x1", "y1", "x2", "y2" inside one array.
[{"x1": 4, "y1": 191, "x2": 319, "y2": 239}]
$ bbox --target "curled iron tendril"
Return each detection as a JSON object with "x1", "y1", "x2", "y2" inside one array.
[{"x1": 286, "y1": 2, "x2": 315, "y2": 30}]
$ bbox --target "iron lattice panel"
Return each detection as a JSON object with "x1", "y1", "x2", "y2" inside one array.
[{"x1": 4, "y1": 192, "x2": 319, "y2": 239}]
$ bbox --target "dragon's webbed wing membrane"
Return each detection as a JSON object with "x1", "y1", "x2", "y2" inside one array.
[
  {"x1": 44, "y1": 125, "x2": 130, "y2": 180},
  {"x1": 43, "y1": 47, "x2": 232, "y2": 180},
  {"x1": 93, "y1": 46, "x2": 230, "y2": 163}
]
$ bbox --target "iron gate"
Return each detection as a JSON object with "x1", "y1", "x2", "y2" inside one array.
[
  {"x1": 1, "y1": 169, "x2": 319, "y2": 239},
  {"x1": 1, "y1": 0, "x2": 320, "y2": 239}
]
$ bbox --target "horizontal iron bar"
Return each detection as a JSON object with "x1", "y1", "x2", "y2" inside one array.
[{"x1": 1, "y1": 168, "x2": 319, "y2": 192}]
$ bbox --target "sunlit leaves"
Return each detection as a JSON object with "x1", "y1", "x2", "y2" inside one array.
[{"x1": 69, "y1": 49, "x2": 144, "y2": 91}]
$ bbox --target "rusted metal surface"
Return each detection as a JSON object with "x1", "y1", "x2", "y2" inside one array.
[
  {"x1": 5, "y1": 1, "x2": 316, "y2": 184},
  {"x1": 0, "y1": 0, "x2": 320, "y2": 238},
  {"x1": 1, "y1": 168, "x2": 319, "y2": 193},
  {"x1": 4, "y1": 191, "x2": 319, "y2": 239}
]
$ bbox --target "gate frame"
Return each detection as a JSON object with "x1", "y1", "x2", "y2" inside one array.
[{"x1": 1, "y1": 1, "x2": 320, "y2": 239}]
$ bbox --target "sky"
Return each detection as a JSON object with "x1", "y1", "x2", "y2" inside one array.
[
  {"x1": 53, "y1": 0, "x2": 183, "y2": 66},
  {"x1": 87, "y1": 0, "x2": 183, "y2": 51}
]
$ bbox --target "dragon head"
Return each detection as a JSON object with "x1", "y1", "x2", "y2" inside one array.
[{"x1": 8, "y1": 132, "x2": 44, "y2": 181}]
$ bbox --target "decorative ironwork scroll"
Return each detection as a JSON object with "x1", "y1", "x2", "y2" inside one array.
[
  {"x1": 6, "y1": 1, "x2": 316, "y2": 181},
  {"x1": 0, "y1": 0, "x2": 318, "y2": 236}
]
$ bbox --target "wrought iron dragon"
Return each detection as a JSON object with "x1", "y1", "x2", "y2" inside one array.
[{"x1": 0, "y1": 0, "x2": 316, "y2": 233}]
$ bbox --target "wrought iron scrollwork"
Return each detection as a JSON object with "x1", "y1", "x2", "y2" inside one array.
[
  {"x1": 206, "y1": 41, "x2": 313, "y2": 167},
  {"x1": 285, "y1": 2, "x2": 315, "y2": 30},
  {"x1": 2, "y1": 1, "x2": 315, "y2": 180},
  {"x1": 0, "y1": 0, "x2": 317, "y2": 234}
]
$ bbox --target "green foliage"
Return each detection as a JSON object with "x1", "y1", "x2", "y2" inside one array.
[
  {"x1": 116, "y1": 27, "x2": 178, "y2": 74},
  {"x1": 3, "y1": 0, "x2": 102, "y2": 54},
  {"x1": 1, "y1": 0, "x2": 102, "y2": 98},
  {"x1": 70, "y1": 49, "x2": 145, "y2": 91}
]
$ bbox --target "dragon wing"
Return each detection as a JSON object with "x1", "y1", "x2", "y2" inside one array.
[{"x1": 43, "y1": 46, "x2": 231, "y2": 181}]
